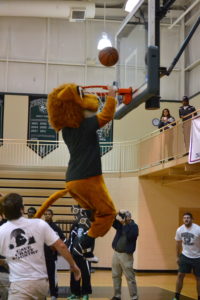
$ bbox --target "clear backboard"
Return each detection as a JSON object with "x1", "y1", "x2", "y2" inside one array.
[{"x1": 114, "y1": 0, "x2": 160, "y2": 119}]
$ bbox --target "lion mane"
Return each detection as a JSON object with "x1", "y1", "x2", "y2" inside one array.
[{"x1": 47, "y1": 83, "x2": 99, "y2": 131}]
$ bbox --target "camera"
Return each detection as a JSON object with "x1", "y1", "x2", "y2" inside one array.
[{"x1": 118, "y1": 212, "x2": 126, "y2": 219}]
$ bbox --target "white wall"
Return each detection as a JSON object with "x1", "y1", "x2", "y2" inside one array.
[
  {"x1": 137, "y1": 177, "x2": 200, "y2": 270},
  {"x1": 0, "y1": 17, "x2": 117, "y2": 93},
  {"x1": 114, "y1": 101, "x2": 180, "y2": 140},
  {"x1": 0, "y1": 15, "x2": 198, "y2": 98},
  {"x1": 0, "y1": 13, "x2": 199, "y2": 141},
  {"x1": 185, "y1": 5, "x2": 200, "y2": 96},
  {"x1": 89, "y1": 174, "x2": 200, "y2": 270}
]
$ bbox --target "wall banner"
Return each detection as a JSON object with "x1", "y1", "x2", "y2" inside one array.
[
  {"x1": 0, "y1": 95, "x2": 4, "y2": 146},
  {"x1": 188, "y1": 116, "x2": 200, "y2": 164},
  {"x1": 27, "y1": 96, "x2": 58, "y2": 158},
  {"x1": 98, "y1": 121, "x2": 113, "y2": 157},
  {"x1": 97, "y1": 97, "x2": 113, "y2": 156}
]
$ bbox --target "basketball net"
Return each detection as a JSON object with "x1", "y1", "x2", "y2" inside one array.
[{"x1": 81, "y1": 85, "x2": 133, "y2": 105}]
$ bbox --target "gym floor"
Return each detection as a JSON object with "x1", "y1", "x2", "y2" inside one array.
[{"x1": 46, "y1": 270, "x2": 196, "y2": 299}]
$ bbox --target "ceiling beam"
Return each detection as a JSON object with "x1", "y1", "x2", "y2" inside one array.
[{"x1": 168, "y1": 0, "x2": 200, "y2": 29}]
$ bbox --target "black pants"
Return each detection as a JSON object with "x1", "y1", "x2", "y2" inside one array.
[
  {"x1": 70, "y1": 255, "x2": 92, "y2": 296},
  {"x1": 45, "y1": 258, "x2": 58, "y2": 297}
]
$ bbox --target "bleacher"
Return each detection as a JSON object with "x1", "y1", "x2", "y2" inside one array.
[{"x1": 0, "y1": 168, "x2": 76, "y2": 239}]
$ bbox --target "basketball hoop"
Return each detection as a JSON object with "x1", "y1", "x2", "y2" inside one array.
[{"x1": 81, "y1": 85, "x2": 134, "y2": 105}]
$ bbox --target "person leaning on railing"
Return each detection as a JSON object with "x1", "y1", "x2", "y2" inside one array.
[
  {"x1": 158, "y1": 108, "x2": 176, "y2": 161},
  {"x1": 179, "y1": 96, "x2": 196, "y2": 122},
  {"x1": 158, "y1": 108, "x2": 176, "y2": 130}
]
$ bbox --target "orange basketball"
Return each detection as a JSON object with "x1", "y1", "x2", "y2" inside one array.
[{"x1": 98, "y1": 47, "x2": 119, "y2": 67}]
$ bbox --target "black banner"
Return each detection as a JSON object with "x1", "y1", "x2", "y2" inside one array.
[
  {"x1": 97, "y1": 97, "x2": 113, "y2": 156},
  {"x1": 27, "y1": 96, "x2": 58, "y2": 158},
  {"x1": 0, "y1": 95, "x2": 4, "y2": 146}
]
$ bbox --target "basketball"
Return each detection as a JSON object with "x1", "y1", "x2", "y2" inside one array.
[{"x1": 98, "y1": 47, "x2": 119, "y2": 67}]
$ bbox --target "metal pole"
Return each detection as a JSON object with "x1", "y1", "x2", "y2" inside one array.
[{"x1": 167, "y1": 16, "x2": 200, "y2": 75}]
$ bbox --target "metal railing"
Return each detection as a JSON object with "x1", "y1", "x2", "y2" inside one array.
[
  {"x1": 137, "y1": 109, "x2": 200, "y2": 170},
  {"x1": 0, "y1": 109, "x2": 199, "y2": 173},
  {"x1": 0, "y1": 138, "x2": 138, "y2": 173}
]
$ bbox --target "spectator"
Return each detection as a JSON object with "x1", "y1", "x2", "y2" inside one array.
[
  {"x1": 179, "y1": 96, "x2": 196, "y2": 153},
  {"x1": 179, "y1": 96, "x2": 196, "y2": 122},
  {"x1": 67, "y1": 207, "x2": 94, "y2": 300},
  {"x1": 0, "y1": 193, "x2": 81, "y2": 300},
  {"x1": 158, "y1": 108, "x2": 175, "y2": 130},
  {"x1": 172, "y1": 212, "x2": 200, "y2": 300},
  {"x1": 0, "y1": 192, "x2": 6, "y2": 226},
  {"x1": 44, "y1": 209, "x2": 66, "y2": 300},
  {"x1": 27, "y1": 206, "x2": 37, "y2": 218},
  {"x1": 158, "y1": 108, "x2": 176, "y2": 161},
  {"x1": 0, "y1": 212, "x2": 7, "y2": 227},
  {"x1": 0, "y1": 193, "x2": 9, "y2": 300},
  {"x1": 111, "y1": 209, "x2": 139, "y2": 300}
]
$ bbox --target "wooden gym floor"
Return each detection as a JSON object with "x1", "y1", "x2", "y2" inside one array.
[{"x1": 47, "y1": 270, "x2": 197, "y2": 300}]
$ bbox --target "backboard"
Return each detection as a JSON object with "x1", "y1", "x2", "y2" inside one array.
[{"x1": 114, "y1": 0, "x2": 160, "y2": 119}]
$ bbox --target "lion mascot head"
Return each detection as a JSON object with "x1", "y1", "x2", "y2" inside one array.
[{"x1": 47, "y1": 83, "x2": 99, "y2": 130}]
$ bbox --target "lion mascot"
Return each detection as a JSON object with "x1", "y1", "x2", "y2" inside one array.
[{"x1": 34, "y1": 83, "x2": 117, "y2": 258}]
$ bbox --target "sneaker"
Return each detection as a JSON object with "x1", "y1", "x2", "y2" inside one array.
[
  {"x1": 110, "y1": 297, "x2": 121, "y2": 300},
  {"x1": 51, "y1": 297, "x2": 57, "y2": 300},
  {"x1": 67, "y1": 294, "x2": 81, "y2": 300},
  {"x1": 82, "y1": 295, "x2": 89, "y2": 300}
]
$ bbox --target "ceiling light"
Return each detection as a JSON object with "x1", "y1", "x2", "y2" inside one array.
[
  {"x1": 97, "y1": 32, "x2": 112, "y2": 50},
  {"x1": 97, "y1": 2, "x2": 112, "y2": 50},
  {"x1": 125, "y1": 0, "x2": 140, "y2": 13}
]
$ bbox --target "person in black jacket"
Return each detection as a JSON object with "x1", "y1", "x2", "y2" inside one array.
[
  {"x1": 27, "y1": 206, "x2": 37, "y2": 219},
  {"x1": 179, "y1": 96, "x2": 196, "y2": 153},
  {"x1": 67, "y1": 206, "x2": 96, "y2": 300},
  {"x1": 44, "y1": 209, "x2": 66, "y2": 300},
  {"x1": 179, "y1": 96, "x2": 196, "y2": 122},
  {"x1": 111, "y1": 209, "x2": 139, "y2": 300}
]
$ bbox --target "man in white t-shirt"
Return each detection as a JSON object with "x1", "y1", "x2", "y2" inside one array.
[
  {"x1": 0, "y1": 193, "x2": 81, "y2": 300},
  {"x1": 172, "y1": 212, "x2": 200, "y2": 300}
]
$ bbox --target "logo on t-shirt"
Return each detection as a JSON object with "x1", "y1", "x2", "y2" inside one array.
[
  {"x1": 9, "y1": 228, "x2": 38, "y2": 259},
  {"x1": 77, "y1": 227, "x2": 84, "y2": 238},
  {"x1": 181, "y1": 232, "x2": 194, "y2": 245}
]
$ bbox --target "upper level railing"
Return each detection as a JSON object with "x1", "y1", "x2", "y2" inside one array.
[
  {"x1": 138, "y1": 108, "x2": 199, "y2": 170},
  {"x1": 0, "y1": 109, "x2": 199, "y2": 173},
  {"x1": 0, "y1": 138, "x2": 138, "y2": 173}
]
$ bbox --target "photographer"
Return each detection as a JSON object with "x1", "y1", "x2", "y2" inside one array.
[{"x1": 111, "y1": 210, "x2": 139, "y2": 300}]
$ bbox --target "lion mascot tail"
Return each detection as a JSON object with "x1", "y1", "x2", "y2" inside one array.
[{"x1": 34, "y1": 188, "x2": 69, "y2": 218}]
